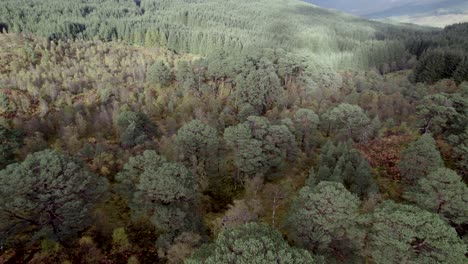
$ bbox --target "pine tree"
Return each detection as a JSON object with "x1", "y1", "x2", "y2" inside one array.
[
  {"x1": 176, "y1": 120, "x2": 219, "y2": 189},
  {"x1": 293, "y1": 108, "x2": 319, "y2": 153},
  {"x1": 365, "y1": 201, "x2": 466, "y2": 264},
  {"x1": 0, "y1": 150, "x2": 108, "y2": 244},
  {"x1": 398, "y1": 134, "x2": 444, "y2": 185},
  {"x1": 0, "y1": 125, "x2": 23, "y2": 169},
  {"x1": 286, "y1": 182, "x2": 362, "y2": 258},
  {"x1": 116, "y1": 150, "x2": 200, "y2": 248},
  {"x1": 404, "y1": 168, "x2": 468, "y2": 225},
  {"x1": 187, "y1": 223, "x2": 317, "y2": 263},
  {"x1": 147, "y1": 60, "x2": 172, "y2": 87},
  {"x1": 453, "y1": 58, "x2": 468, "y2": 84}
]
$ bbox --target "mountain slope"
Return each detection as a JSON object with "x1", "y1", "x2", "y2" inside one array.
[
  {"x1": 365, "y1": 0, "x2": 468, "y2": 18},
  {"x1": 303, "y1": 0, "x2": 468, "y2": 27},
  {"x1": 0, "y1": 0, "x2": 412, "y2": 70}
]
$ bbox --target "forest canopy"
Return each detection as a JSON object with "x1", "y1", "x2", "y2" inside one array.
[{"x1": 0, "y1": 0, "x2": 467, "y2": 263}]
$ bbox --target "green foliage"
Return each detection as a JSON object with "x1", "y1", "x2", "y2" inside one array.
[
  {"x1": 224, "y1": 123, "x2": 267, "y2": 182},
  {"x1": 117, "y1": 109, "x2": 156, "y2": 148},
  {"x1": 116, "y1": 150, "x2": 201, "y2": 248},
  {"x1": 325, "y1": 103, "x2": 372, "y2": 142},
  {"x1": 398, "y1": 133, "x2": 444, "y2": 185},
  {"x1": 147, "y1": 60, "x2": 172, "y2": 87},
  {"x1": 0, "y1": 0, "x2": 418, "y2": 71},
  {"x1": 233, "y1": 59, "x2": 283, "y2": 113},
  {"x1": 412, "y1": 48, "x2": 467, "y2": 84},
  {"x1": 311, "y1": 141, "x2": 378, "y2": 198},
  {"x1": 417, "y1": 93, "x2": 458, "y2": 134},
  {"x1": 0, "y1": 125, "x2": 23, "y2": 168},
  {"x1": 224, "y1": 116, "x2": 297, "y2": 183},
  {"x1": 1, "y1": 1, "x2": 468, "y2": 261},
  {"x1": 404, "y1": 168, "x2": 468, "y2": 225},
  {"x1": 364, "y1": 201, "x2": 466, "y2": 264},
  {"x1": 415, "y1": 91, "x2": 468, "y2": 179},
  {"x1": 186, "y1": 223, "x2": 317, "y2": 264},
  {"x1": 285, "y1": 182, "x2": 362, "y2": 259},
  {"x1": 176, "y1": 120, "x2": 219, "y2": 189},
  {"x1": 293, "y1": 108, "x2": 319, "y2": 153},
  {"x1": 0, "y1": 149, "x2": 108, "y2": 244}
]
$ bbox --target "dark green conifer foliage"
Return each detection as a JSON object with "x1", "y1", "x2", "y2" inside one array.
[
  {"x1": 117, "y1": 109, "x2": 156, "y2": 148},
  {"x1": 187, "y1": 223, "x2": 317, "y2": 264},
  {"x1": 0, "y1": 149, "x2": 108, "y2": 244},
  {"x1": 116, "y1": 150, "x2": 200, "y2": 248},
  {"x1": 147, "y1": 60, "x2": 172, "y2": 87},
  {"x1": 365, "y1": 201, "x2": 466, "y2": 264},
  {"x1": 224, "y1": 116, "x2": 297, "y2": 183},
  {"x1": 176, "y1": 120, "x2": 219, "y2": 189},
  {"x1": 0, "y1": 125, "x2": 23, "y2": 169},
  {"x1": 327, "y1": 103, "x2": 371, "y2": 142},
  {"x1": 293, "y1": 108, "x2": 319, "y2": 153},
  {"x1": 404, "y1": 168, "x2": 468, "y2": 225},
  {"x1": 453, "y1": 59, "x2": 468, "y2": 84},
  {"x1": 398, "y1": 134, "x2": 444, "y2": 185},
  {"x1": 224, "y1": 123, "x2": 268, "y2": 183},
  {"x1": 313, "y1": 141, "x2": 377, "y2": 198},
  {"x1": 416, "y1": 94, "x2": 457, "y2": 134},
  {"x1": 286, "y1": 182, "x2": 362, "y2": 259},
  {"x1": 234, "y1": 66, "x2": 282, "y2": 114}
]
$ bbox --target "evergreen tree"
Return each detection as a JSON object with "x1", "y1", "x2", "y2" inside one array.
[
  {"x1": 116, "y1": 150, "x2": 200, "y2": 248},
  {"x1": 0, "y1": 150, "x2": 108, "y2": 244},
  {"x1": 327, "y1": 103, "x2": 371, "y2": 142},
  {"x1": 365, "y1": 201, "x2": 466, "y2": 264},
  {"x1": 404, "y1": 168, "x2": 468, "y2": 225},
  {"x1": 412, "y1": 50, "x2": 446, "y2": 84},
  {"x1": 187, "y1": 223, "x2": 317, "y2": 264},
  {"x1": 398, "y1": 134, "x2": 444, "y2": 185},
  {"x1": 224, "y1": 123, "x2": 268, "y2": 182},
  {"x1": 350, "y1": 159, "x2": 377, "y2": 198},
  {"x1": 0, "y1": 125, "x2": 23, "y2": 169},
  {"x1": 147, "y1": 60, "x2": 172, "y2": 87},
  {"x1": 233, "y1": 61, "x2": 282, "y2": 113},
  {"x1": 293, "y1": 108, "x2": 319, "y2": 153},
  {"x1": 416, "y1": 94, "x2": 457, "y2": 134},
  {"x1": 117, "y1": 109, "x2": 156, "y2": 148},
  {"x1": 224, "y1": 116, "x2": 297, "y2": 183},
  {"x1": 453, "y1": 58, "x2": 468, "y2": 84},
  {"x1": 176, "y1": 120, "x2": 219, "y2": 189},
  {"x1": 286, "y1": 182, "x2": 362, "y2": 258},
  {"x1": 314, "y1": 141, "x2": 377, "y2": 198}
]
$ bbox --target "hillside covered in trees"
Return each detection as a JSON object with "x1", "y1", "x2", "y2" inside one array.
[{"x1": 0, "y1": 0, "x2": 467, "y2": 263}]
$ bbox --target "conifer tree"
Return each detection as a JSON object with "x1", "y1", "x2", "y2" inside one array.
[
  {"x1": 187, "y1": 223, "x2": 317, "y2": 264},
  {"x1": 404, "y1": 168, "x2": 468, "y2": 225},
  {"x1": 0, "y1": 150, "x2": 108, "y2": 244},
  {"x1": 0, "y1": 125, "x2": 23, "y2": 169},
  {"x1": 327, "y1": 103, "x2": 371, "y2": 142},
  {"x1": 286, "y1": 182, "x2": 362, "y2": 256},
  {"x1": 176, "y1": 120, "x2": 219, "y2": 189},
  {"x1": 293, "y1": 108, "x2": 319, "y2": 153},
  {"x1": 116, "y1": 150, "x2": 200, "y2": 248},
  {"x1": 365, "y1": 201, "x2": 466, "y2": 264},
  {"x1": 398, "y1": 134, "x2": 444, "y2": 185},
  {"x1": 453, "y1": 59, "x2": 468, "y2": 84},
  {"x1": 147, "y1": 60, "x2": 172, "y2": 87}
]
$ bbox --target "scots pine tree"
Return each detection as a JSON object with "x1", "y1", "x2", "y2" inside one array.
[{"x1": 0, "y1": 150, "x2": 108, "y2": 244}]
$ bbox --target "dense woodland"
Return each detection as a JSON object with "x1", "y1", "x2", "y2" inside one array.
[{"x1": 0, "y1": 0, "x2": 467, "y2": 263}]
